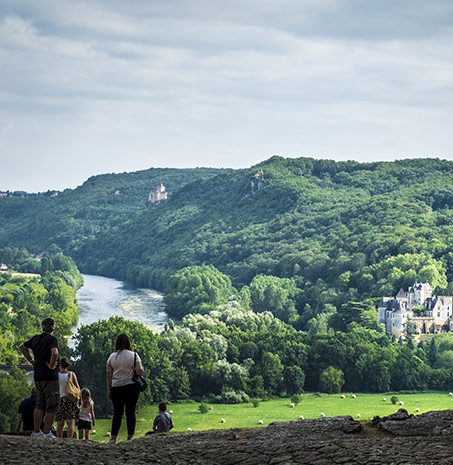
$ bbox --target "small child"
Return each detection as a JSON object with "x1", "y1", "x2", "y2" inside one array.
[
  {"x1": 78, "y1": 388, "x2": 95, "y2": 440},
  {"x1": 145, "y1": 402, "x2": 174, "y2": 435}
]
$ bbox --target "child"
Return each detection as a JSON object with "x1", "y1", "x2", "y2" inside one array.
[
  {"x1": 145, "y1": 402, "x2": 174, "y2": 435},
  {"x1": 78, "y1": 388, "x2": 95, "y2": 440}
]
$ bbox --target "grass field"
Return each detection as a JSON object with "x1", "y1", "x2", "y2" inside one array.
[{"x1": 86, "y1": 391, "x2": 453, "y2": 443}]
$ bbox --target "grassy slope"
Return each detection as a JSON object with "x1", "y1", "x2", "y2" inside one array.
[{"x1": 88, "y1": 392, "x2": 453, "y2": 442}]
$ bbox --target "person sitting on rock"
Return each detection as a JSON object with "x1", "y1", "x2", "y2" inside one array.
[{"x1": 145, "y1": 402, "x2": 174, "y2": 435}]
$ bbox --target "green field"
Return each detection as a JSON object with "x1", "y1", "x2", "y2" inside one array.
[{"x1": 85, "y1": 392, "x2": 453, "y2": 443}]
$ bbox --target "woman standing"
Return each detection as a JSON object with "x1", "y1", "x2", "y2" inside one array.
[
  {"x1": 56, "y1": 357, "x2": 80, "y2": 438},
  {"x1": 106, "y1": 333, "x2": 144, "y2": 443}
]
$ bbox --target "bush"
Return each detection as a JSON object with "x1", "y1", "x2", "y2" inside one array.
[
  {"x1": 215, "y1": 390, "x2": 250, "y2": 404},
  {"x1": 250, "y1": 398, "x2": 260, "y2": 408},
  {"x1": 291, "y1": 393, "x2": 303, "y2": 405},
  {"x1": 198, "y1": 403, "x2": 209, "y2": 414},
  {"x1": 391, "y1": 395, "x2": 399, "y2": 405}
]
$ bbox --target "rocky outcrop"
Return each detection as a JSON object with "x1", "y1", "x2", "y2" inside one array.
[{"x1": 2, "y1": 411, "x2": 453, "y2": 464}]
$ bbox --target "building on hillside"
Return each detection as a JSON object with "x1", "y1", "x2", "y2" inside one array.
[
  {"x1": 147, "y1": 183, "x2": 168, "y2": 206},
  {"x1": 377, "y1": 282, "x2": 453, "y2": 338},
  {"x1": 0, "y1": 263, "x2": 8, "y2": 271}
]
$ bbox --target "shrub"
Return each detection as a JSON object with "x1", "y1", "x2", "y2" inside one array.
[
  {"x1": 250, "y1": 398, "x2": 260, "y2": 408},
  {"x1": 291, "y1": 393, "x2": 303, "y2": 405},
  {"x1": 198, "y1": 403, "x2": 209, "y2": 414},
  {"x1": 391, "y1": 395, "x2": 399, "y2": 405},
  {"x1": 215, "y1": 390, "x2": 250, "y2": 404}
]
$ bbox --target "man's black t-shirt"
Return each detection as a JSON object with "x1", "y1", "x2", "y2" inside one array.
[
  {"x1": 24, "y1": 333, "x2": 59, "y2": 381},
  {"x1": 18, "y1": 396, "x2": 36, "y2": 430}
]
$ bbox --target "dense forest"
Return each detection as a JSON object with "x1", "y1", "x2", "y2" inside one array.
[
  {"x1": 2, "y1": 156, "x2": 453, "y2": 325},
  {"x1": 3, "y1": 157, "x2": 453, "y2": 423}
]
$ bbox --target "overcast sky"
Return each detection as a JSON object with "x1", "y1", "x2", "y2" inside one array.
[{"x1": 1, "y1": 0, "x2": 452, "y2": 192}]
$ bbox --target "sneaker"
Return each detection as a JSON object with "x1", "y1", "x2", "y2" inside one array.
[
  {"x1": 31, "y1": 431, "x2": 43, "y2": 437},
  {"x1": 42, "y1": 431, "x2": 57, "y2": 438}
]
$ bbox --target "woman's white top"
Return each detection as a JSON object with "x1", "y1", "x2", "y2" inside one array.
[
  {"x1": 59, "y1": 372, "x2": 69, "y2": 398},
  {"x1": 106, "y1": 350, "x2": 143, "y2": 387}
]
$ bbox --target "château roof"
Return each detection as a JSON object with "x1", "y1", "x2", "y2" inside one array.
[{"x1": 396, "y1": 288, "x2": 406, "y2": 298}]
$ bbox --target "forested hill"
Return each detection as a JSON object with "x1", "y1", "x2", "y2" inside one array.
[
  {"x1": 2, "y1": 156, "x2": 453, "y2": 315},
  {"x1": 0, "y1": 167, "x2": 223, "y2": 253}
]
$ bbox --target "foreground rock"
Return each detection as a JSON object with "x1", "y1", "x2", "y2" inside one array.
[{"x1": 2, "y1": 411, "x2": 453, "y2": 464}]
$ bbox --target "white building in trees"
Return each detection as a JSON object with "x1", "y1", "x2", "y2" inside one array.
[{"x1": 378, "y1": 283, "x2": 453, "y2": 338}]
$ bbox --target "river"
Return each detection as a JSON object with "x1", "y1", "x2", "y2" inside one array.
[{"x1": 73, "y1": 274, "x2": 168, "y2": 335}]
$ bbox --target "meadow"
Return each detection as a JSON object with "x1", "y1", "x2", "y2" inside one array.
[{"x1": 89, "y1": 392, "x2": 453, "y2": 442}]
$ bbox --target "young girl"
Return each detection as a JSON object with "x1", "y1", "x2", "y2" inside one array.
[{"x1": 78, "y1": 388, "x2": 95, "y2": 440}]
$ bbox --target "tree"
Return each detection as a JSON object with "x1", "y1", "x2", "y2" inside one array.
[
  {"x1": 260, "y1": 352, "x2": 283, "y2": 395},
  {"x1": 0, "y1": 366, "x2": 29, "y2": 433},
  {"x1": 318, "y1": 366, "x2": 344, "y2": 394},
  {"x1": 283, "y1": 366, "x2": 305, "y2": 394},
  {"x1": 247, "y1": 275, "x2": 298, "y2": 323},
  {"x1": 72, "y1": 317, "x2": 172, "y2": 416},
  {"x1": 164, "y1": 265, "x2": 236, "y2": 319}
]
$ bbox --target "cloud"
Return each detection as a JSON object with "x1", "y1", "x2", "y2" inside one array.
[{"x1": 0, "y1": 0, "x2": 452, "y2": 192}]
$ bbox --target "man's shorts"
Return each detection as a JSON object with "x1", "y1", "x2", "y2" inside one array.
[{"x1": 35, "y1": 380, "x2": 60, "y2": 413}]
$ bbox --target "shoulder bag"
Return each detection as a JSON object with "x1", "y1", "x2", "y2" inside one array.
[
  {"x1": 66, "y1": 372, "x2": 80, "y2": 403},
  {"x1": 132, "y1": 352, "x2": 147, "y2": 392}
]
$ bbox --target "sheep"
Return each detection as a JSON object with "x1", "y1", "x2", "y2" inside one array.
[
  {"x1": 399, "y1": 401, "x2": 404, "y2": 406},
  {"x1": 92, "y1": 430, "x2": 96, "y2": 435},
  {"x1": 382, "y1": 397, "x2": 387, "y2": 401},
  {"x1": 209, "y1": 406, "x2": 214, "y2": 410},
  {"x1": 169, "y1": 410, "x2": 173, "y2": 414},
  {"x1": 351, "y1": 394, "x2": 356, "y2": 399},
  {"x1": 187, "y1": 427, "x2": 192, "y2": 432},
  {"x1": 416, "y1": 408, "x2": 420, "y2": 413},
  {"x1": 341, "y1": 395, "x2": 345, "y2": 399},
  {"x1": 107, "y1": 432, "x2": 111, "y2": 437},
  {"x1": 449, "y1": 392, "x2": 453, "y2": 397},
  {"x1": 356, "y1": 414, "x2": 361, "y2": 418},
  {"x1": 220, "y1": 418, "x2": 226, "y2": 423},
  {"x1": 258, "y1": 420, "x2": 263, "y2": 424},
  {"x1": 320, "y1": 412, "x2": 325, "y2": 417},
  {"x1": 299, "y1": 415, "x2": 304, "y2": 420},
  {"x1": 290, "y1": 403, "x2": 295, "y2": 408}
]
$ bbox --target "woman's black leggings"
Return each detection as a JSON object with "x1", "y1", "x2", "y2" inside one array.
[{"x1": 110, "y1": 383, "x2": 140, "y2": 436}]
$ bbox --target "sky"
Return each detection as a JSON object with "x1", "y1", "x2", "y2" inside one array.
[{"x1": 0, "y1": 0, "x2": 452, "y2": 192}]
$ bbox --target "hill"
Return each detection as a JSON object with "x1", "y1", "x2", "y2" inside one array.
[{"x1": 2, "y1": 156, "x2": 453, "y2": 314}]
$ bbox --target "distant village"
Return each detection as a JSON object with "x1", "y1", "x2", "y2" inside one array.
[{"x1": 378, "y1": 283, "x2": 453, "y2": 338}]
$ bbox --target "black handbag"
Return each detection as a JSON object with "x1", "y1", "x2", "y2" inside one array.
[{"x1": 132, "y1": 352, "x2": 147, "y2": 392}]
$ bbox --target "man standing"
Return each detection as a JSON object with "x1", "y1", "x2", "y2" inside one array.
[{"x1": 20, "y1": 318, "x2": 59, "y2": 438}]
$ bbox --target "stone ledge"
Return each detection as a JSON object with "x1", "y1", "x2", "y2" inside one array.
[{"x1": 2, "y1": 411, "x2": 453, "y2": 465}]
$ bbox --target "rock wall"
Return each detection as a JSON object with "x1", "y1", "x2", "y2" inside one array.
[{"x1": 2, "y1": 410, "x2": 453, "y2": 464}]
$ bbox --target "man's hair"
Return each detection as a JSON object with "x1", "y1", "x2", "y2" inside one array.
[
  {"x1": 41, "y1": 317, "x2": 56, "y2": 332},
  {"x1": 158, "y1": 402, "x2": 167, "y2": 412},
  {"x1": 115, "y1": 333, "x2": 132, "y2": 352}
]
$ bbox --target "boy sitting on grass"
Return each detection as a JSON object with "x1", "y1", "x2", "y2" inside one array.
[{"x1": 145, "y1": 402, "x2": 174, "y2": 435}]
